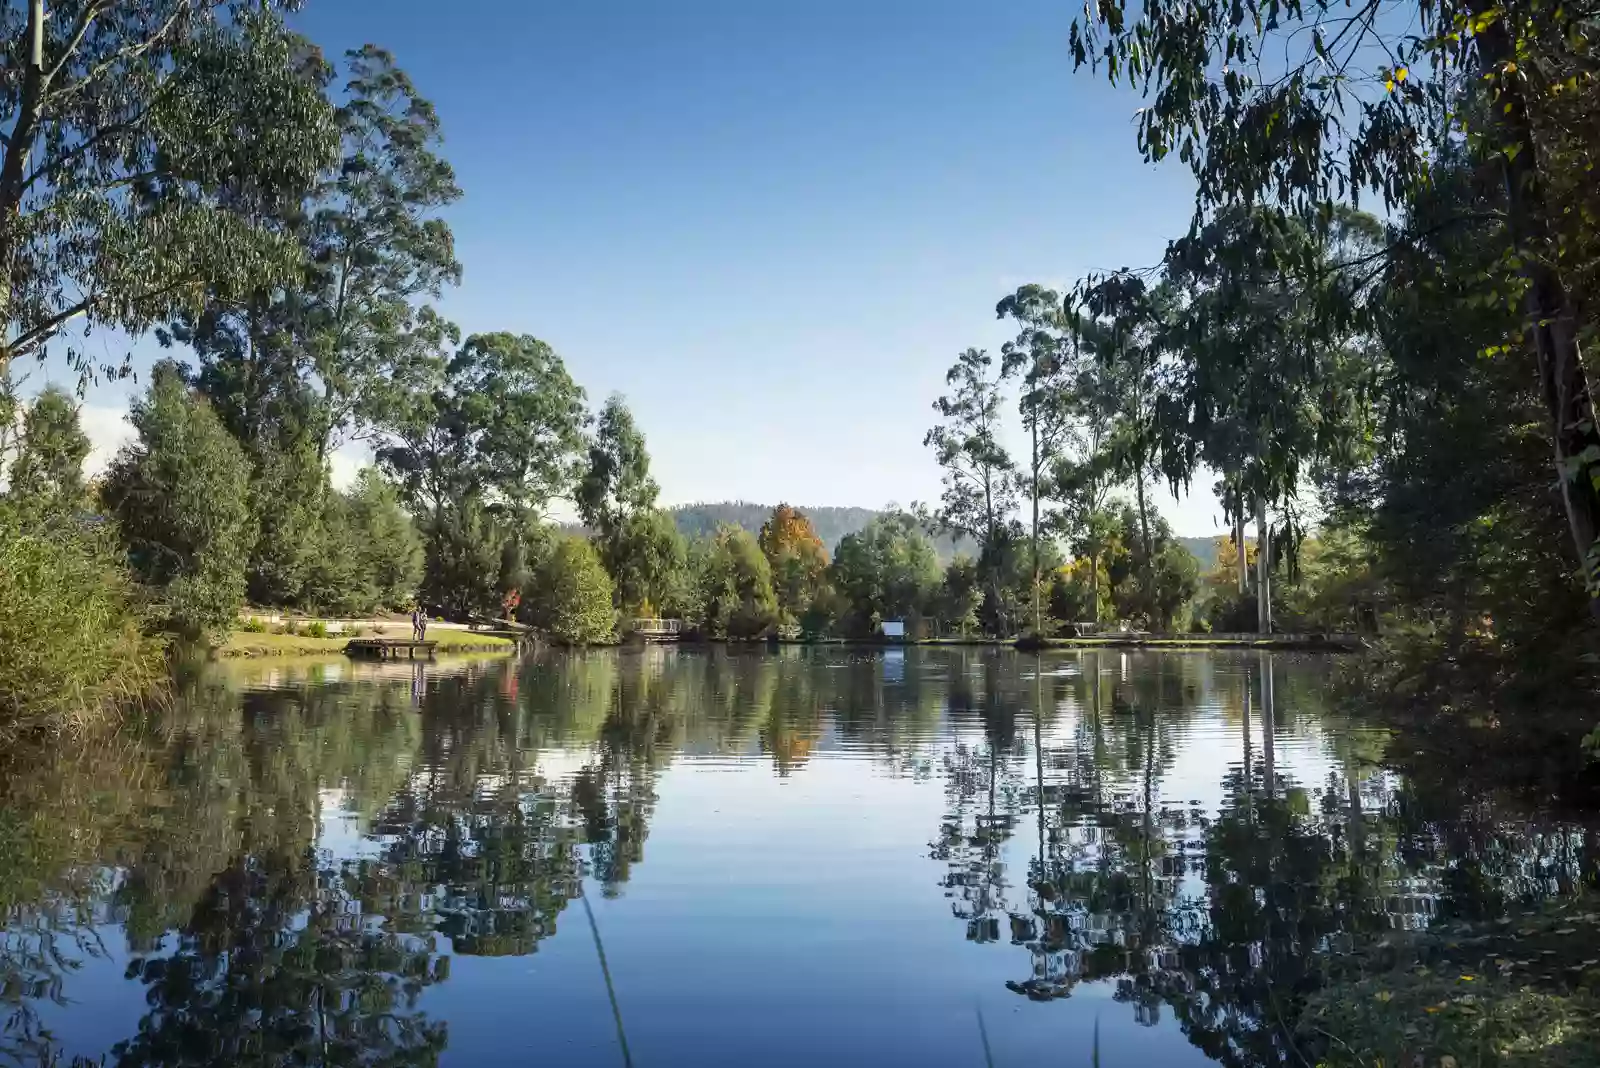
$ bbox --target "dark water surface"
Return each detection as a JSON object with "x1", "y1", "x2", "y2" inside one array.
[{"x1": 1, "y1": 648, "x2": 1592, "y2": 1067}]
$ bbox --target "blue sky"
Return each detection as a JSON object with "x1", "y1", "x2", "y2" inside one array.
[{"x1": 68, "y1": 0, "x2": 1227, "y2": 535}]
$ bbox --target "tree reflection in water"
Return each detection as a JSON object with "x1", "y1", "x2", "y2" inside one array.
[
  {"x1": 926, "y1": 651, "x2": 1599, "y2": 1068},
  {"x1": 0, "y1": 648, "x2": 1595, "y2": 1068}
]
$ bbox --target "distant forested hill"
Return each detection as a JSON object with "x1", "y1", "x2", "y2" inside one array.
[
  {"x1": 1179, "y1": 536, "x2": 1221, "y2": 572},
  {"x1": 666, "y1": 502, "x2": 1221, "y2": 568},
  {"x1": 666, "y1": 502, "x2": 975, "y2": 559}
]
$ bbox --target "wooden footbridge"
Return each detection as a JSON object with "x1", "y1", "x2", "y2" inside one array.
[
  {"x1": 345, "y1": 637, "x2": 437, "y2": 660},
  {"x1": 630, "y1": 618, "x2": 684, "y2": 642}
]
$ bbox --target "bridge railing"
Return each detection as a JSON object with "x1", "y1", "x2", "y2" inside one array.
[{"x1": 629, "y1": 618, "x2": 683, "y2": 634}]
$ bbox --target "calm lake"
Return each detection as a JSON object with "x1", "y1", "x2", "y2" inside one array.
[{"x1": 1, "y1": 647, "x2": 1591, "y2": 1067}]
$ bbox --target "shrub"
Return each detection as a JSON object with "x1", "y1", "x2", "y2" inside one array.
[
  {"x1": 531, "y1": 537, "x2": 616, "y2": 645},
  {"x1": 0, "y1": 503, "x2": 164, "y2": 734},
  {"x1": 280, "y1": 619, "x2": 299, "y2": 636},
  {"x1": 100, "y1": 363, "x2": 253, "y2": 640},
  {"x1": 303, "y1": 620, "x2": 329, "y2": 638},
  {"x1": 239, "y1": 617, "x2": 268, "y2": 633}
]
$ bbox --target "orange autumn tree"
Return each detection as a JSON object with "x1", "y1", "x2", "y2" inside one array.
[{"x1": 758, "y1": 504, "x2": 830, "y2": 621}]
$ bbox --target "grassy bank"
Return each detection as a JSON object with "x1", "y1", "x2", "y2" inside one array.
[
  {"x1": 1301, "y1": 901, "x2": 1600, "y2": 1068},
  {"x1": 219, "y1": 630, "x2": 516, "y2": 658}
]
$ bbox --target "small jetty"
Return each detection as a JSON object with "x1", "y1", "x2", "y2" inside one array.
[
  {"x1": 629, "y1": 618, "x2": 684, "y2": 642},
  {"x1": 345, "y1": 637, "x2": 438, "y2": 660}
]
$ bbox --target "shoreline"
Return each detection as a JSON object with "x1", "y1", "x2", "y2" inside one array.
[
  {"x1": 215, "y1": 630, "x2": 1365, "y2": 658},
  {"x1": 654, "y1": 633, "x2": 1368, "y2": 652},
  {"x1": 217, "y1": 631, "x2": 518, "y2": 658}
]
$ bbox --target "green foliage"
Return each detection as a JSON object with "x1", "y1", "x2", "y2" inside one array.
[
  {"x1": 6, "y1": 387, "x2": 90, "y2": 512},
  {"x1": 1067, "y1": 0, "x2": 1600, "y2": 605},
  {"x1": 533, "y1": 537, "x2": 616, "y2": 645},
  {"x1": 420, "y1": 496, "x2": 502, "y2": 619},
  {"x1": 168, "y1": 45, "x2": 460, "y2": 459},
  {"x1": 102, "y1": 364, "x2": 254, "y2": 640},
  {"x1": 829, "y1": 512, "x2": 943, "y2": 637},
  {"x1": 998, "y1": 285, "x2": 1081, "y2": 633},
  {"x1": 245, "y1": 438, "x2": 327, "y2": 607},
  {"x1": 1103, "y1": 504, "x2": 1201, "y2": 630},
  {"x1": 379, "y1": 331, "x2": 588, "y2": 614},
  {"x1": 0, "y1": 4, "x2": 339, "y2": 379},
  {"x1": 935, "y1": 556, "x2": 984, "y2": 637},
  {"x1": 239, "y1": 617, "x2": 268, "y2": 634},
  {"x1": 309, "y1": 45, "x2": 464, "y2": 454},
  {"x1": 343, "y1": 470, "x2": 424, "y2": 611},
  {"x1": 925, "y1": 348, "x2": 1020, "y2": 631},
  {"x1": 302, "y1": 620, "x2": 329, "y2": 639},
  {"x1": 692, "y1": 525, "x2": 778, "y2": 638},
  {"x1": 608, "y1": 508, "x2": 688, "y2": 616},
  {"x1": 574, "y1": 395, "x2": 686, "y2": 612},
  {"x1": 0, "y1": 501, "x2": 163, "y2": 734},
  {"x1": 1049, "y1": 557, "x2": 1109, "y2": 629},
  {"x1": 576, "y1": 393, "x2": 659, "y2": 537}
]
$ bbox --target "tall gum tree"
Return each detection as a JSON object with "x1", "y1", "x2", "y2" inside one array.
[
  {"x1": 997, "y1": 285, "x2": 1076, "y2": 637},
  {"x1": 925, "y1": 346, "x2": 1019, "y2": 635},
  {"x1": 1068, "y1": 0, "x2": 1600, "y2": 604},
  {"x1": 0, "y1": 1, "x2": 337, "y2": 378}
]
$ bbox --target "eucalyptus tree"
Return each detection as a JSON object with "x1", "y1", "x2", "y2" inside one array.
[
  {"x1": 1160, "y1": 206, "x2": 1385, "y2": 629},
  {"x1": 577, "y1": 394, "x2": 684, "y2": 612},
  {"x1": 169, "y1": 45, "x2": 461, "y2": 459},
  {"x1": 306, "y1": 45, "x2": 463, "y2": 460},
  {"x1": 997, "y1": 285, "x2": 1077, "y2": 635},
  {"x1": 1068, "y1": 0, "x2": 1600, "y2": 601},
  {"x1": 0, "y1": 2, "x2": 337, "y2": 378},
  {"x1": 377, "y1": 331, "x2": 588, "y2": 613},
  {"x1": 925, "y1": 347, "x2": 1020, "y2": 634},
  {"x1": 1070, "y1": 272, "x2": 1181, "y2": 603}
]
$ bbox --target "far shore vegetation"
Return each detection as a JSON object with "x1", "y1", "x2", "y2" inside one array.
[{"x1": 0, "y1": 3, "x2": 1596, "y2": 771}]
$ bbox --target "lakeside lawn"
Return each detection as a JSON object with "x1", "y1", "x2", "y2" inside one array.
[{"x1": 220, "y1": 629, "x2": 516, "y2": 658}]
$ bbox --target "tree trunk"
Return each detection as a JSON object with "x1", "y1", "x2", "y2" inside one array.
[
  {"x1": 1134, "y1": 470, "x2": 1154, "y2": 627},
  {"x1": 1478, "y1": 13, "x2": 1600, "y2": 605},
  {"x1": 0, "y1": 1, "x2": 48, "y2": 364},
  {"x1": 1135, "y1": 471, "x2": 1152, "y2": 565},
  {"x1": 1031, "y1": 421, "x2": 1042, "y2": 636},
  {"x1": 1233, "y1": 483, "x2": 1248, "y2": 597},
  {"x1": 1255, "y1": 496, "x2": 1271, "y2": 633},
  {"x1": 1088, "y1": 549, "x2": 1100, "y2": 629}
]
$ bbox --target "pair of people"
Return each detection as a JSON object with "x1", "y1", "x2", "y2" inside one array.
[{"x1": 410, "y1": 607, "x2": 428, "y2": 641}]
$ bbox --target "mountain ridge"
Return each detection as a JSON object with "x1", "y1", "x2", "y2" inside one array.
[{"x1": 663, "y1": 501, "x2": 1222, "y2": 570}]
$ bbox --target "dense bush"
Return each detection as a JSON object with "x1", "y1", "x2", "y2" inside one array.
[
  {"x1": 343, "y1": 471, "x2": 424, "y2": 611},
  {"x1": 0, "y1": 503, "x2": 163, "y2": 734},
  {"x1": 692, "y1": 525, "x2": 778, "y2": 638},
  {"x1": 531, "y1": 537, "x2": 616, "y2": 645},
  {"x1": 101, "y1": 364, "x2": 255, "y2": 641}
]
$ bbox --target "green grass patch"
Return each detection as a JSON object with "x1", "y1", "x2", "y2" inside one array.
[
  {"x1": 1302, "y1": 902, "x2": 1600, "y2": 1068},
  {"x1": 219, "y1": 629, "x2": 515, "y2": 658}
]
